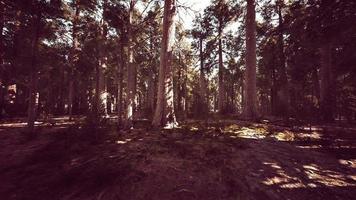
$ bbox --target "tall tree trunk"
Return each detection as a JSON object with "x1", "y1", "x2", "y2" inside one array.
[
  {"x1": 27, "y1": 11, "x2": 41, "y2": 133},
  {"x1": 152, "y1": 0, "x2": 177, "y2": 128},
  {"x1": 117, "y1": 39, "x2": 125, "y2": 127},
  {"x1": 125, "y1": 0, "x2": 137, "y2": 128},
  {"x1": 58, "y1": 64, "x2": 65, "y2": 114},
  {"x1": 176, "y1": 52, "x2": 183, "y2": 116},
  {"x1": 312, "y1": 68, "x2": 320, "y2": 103},
  {"x1": 92, "y1": 0, "x2": 108, "y2": 117},
  {"x1": 0, "y1": 0, "x2": 4, "y2": 117},
  {"x1": 69, "y1": 1, "x2": 80, "y2": 120},
  {"x1": 243, "y1": 0, "x2": 258, "y2": 119},
  {"x1": 99, "y1": 0, "x2": 108, "y2": 116},
  {"x1": 106, "y1": 77, "x2": 111, "y2": 114},
  {"x1": 147, "y1": 73, "x2": 155, "y2": 113},
  {"x1": 0, "y1": 0, "x2": 4, "y2": 68},
  {"x1": 68, "y1": 78, "x2": 74, "y2": 118},
  {"x1": 199, "y1": 38, "x2": 207, "y2": 115},
  {"x1": 320, "y1": 42, "x2": 334, "y2": 122},
  {"x1": 271, "y1": 65, "x2": 277, "y2": 115},
  {"x1": 218, "y1": 25, "x2": 225, "y2": 114},
  {"x1": 277, "y1": 0, "x2": 289, "y2": 118},
  {"x1": 183, "y1": 56, "x2": 188, "y2": 119},
  {"x1": 146, "y1": 32, "x2": 156, "y2": 117}
]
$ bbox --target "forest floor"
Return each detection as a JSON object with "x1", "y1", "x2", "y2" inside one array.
[{"x1": 0, "y1": 117, "x2": 355, "y2": 200}]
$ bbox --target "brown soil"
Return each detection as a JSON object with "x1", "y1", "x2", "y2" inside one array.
[{"x1": 0, "y1": 120, "x2": 355, "y2": 200}]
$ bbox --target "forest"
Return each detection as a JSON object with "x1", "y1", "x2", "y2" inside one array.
[{"x1": 0, "y1": 0, "x2": 355, "y2": 199}]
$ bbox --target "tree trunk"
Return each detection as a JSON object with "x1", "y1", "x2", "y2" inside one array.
[
  {"x1": 271, "y1": 65, "x2": 277, "y2": 115},
  {"x1": 57, "y1": 64, "x2": 65, "y2": 115},
  {"x1": 312, "y1": 68, "x2": 320, "y2": 103},
  {"x1": 218, "y1": 26, "x2": 225, "y2": 114},
  {"x1": 183, "y1": 56, "x2": 188, "y2": 119},
  {"x1": 199, "y1": 38, "x2": 207, "y2": 115},
  {"x1": 69, "y1": 1, "x2": 80, "y2": 120},
  {"x1": 92, "y1": 0, "x2": 108, "y2": 117},
  {"x1": 147, "y1": 73, "x2": 155, "y2": 113},
  {"x1": 99, "y1": 1, "x2": 108, "y2": 116},
  {"x1": 117, "y1": 39, "x2": 125, "y2": 127},
  {"x1": 147, "y1": 33, "x2": 157, "y2": 116},
  {"x1": 277, "y1": 1, "x2": 289, "y2": 118},
  {"x1": 27, "y1": 11, "x2": 41, "y2": 133},
  {"x1": 0, "y1": 0, "x2": 4, "y2": 68},
  {"x1": 0, "y1": 1, "x2": 4, "y2": 116},
  {"x1": 320, "y1": 42, "x2": 334, "y2": 122},
  {"x1": 152, "y1": 0, "x2": 177, "y2": 128},
  {"x1": 243, "y1": 0, "x2": 258, "y2": 119},
  {"x1": 125, "y1": 0, "x2": 137, "y2": 128}
]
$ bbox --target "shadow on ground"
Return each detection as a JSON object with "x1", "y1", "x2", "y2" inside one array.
[{"x1": 0, "y1": 119, "x2": 355, "y2": 200}]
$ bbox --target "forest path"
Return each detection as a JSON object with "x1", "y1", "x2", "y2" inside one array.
[{"x1": 0, "y1": 120, "x2": 355, "y2": 200}]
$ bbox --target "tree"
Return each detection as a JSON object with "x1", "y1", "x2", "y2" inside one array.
[
  {"x1": 205, "y1": 0, "x2": 236, "y2": 114},
  {"x1": 191, "y1": 14, "x2": 212, "y2": 115},
  {"x1": 243, "y1": 0, "x2": 258, "y2": 119},
  {"x1": 152, "y1": 0, "x2": 177, "y2": 128},
  {"x1": 68, "y1": 0, "x2": 80, "y2": 120},
  {"x1": 125, "y1": 0, "x2": 137, "y2": 128}
]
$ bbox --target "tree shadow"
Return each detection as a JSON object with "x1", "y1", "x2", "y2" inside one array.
[{"x1": 0, "y1": 120, "x2": 355, "y2": 200}]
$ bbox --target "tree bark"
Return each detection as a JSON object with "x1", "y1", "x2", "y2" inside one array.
[
  {"x1": 243, "y1": 0, "x2": 258, "y2": 119},
  {"x1": 0, "y1": 0, "x2": 4, "y2": 115},
  {"x1": 218, "y1": 25, "x2": 225, "y2": 114},
  {"x1": 125, "y1": 0, "x2": 137, "y2": 128},
  {"x1": 0, "y1": 0, "x2": 4, "y2": 68},
  {"x1": 152, "y1": 0, "x2": 177, "y2": 128},
  {"x1": 68, "y1": 0, "x2": 80, "y2": 120},
  {"x1": 312, "y1": 68, "x2": 320, "y2": 103},
  {"x1": 27, "y1": 11, "x2": 41, "y2": 133},
  {"x1": 117, "y1": 39, "x2": 125, "y2": 127},
  {"x1": 147, "y1": 72, "x2": 155, "y2": 113},
  {"x1": 199, "y1": 38, "x2": 207, "y2": 115},
  {"x1": 320, "y1": 42, "x2": 334, "y2": 122},
  {"x1": 277, "y1": 0, "x2": 289, "y2": 118}
]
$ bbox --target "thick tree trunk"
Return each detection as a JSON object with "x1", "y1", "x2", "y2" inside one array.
[
  {"x1": 320, "y1": 42, "x2": 334, "y2": 122},
  {"x1": 94, "y1": 41, "x2": 107, "y2": 116},
  {"x1": 152, "y1": 0, "x2": 177, "y2": 128},
  {"x1": 277, "y1": 1, "x2": 289, "y2": 118},
  {"x1": 199, "y1": 38, "x2": 207, "y2": 115},
  {"x1": 0, "y1": 0, "x2": 4, "y2": 68},
  {"x1": 0, "y1": 1, "x2": 4, "y2": 115},
  {"x1": 100, "y1": 1, "x2": 108, "y2": 116},
  {"x1": 28, "y1": 72, "x2": 38, "y2": 133},
  {"x1": 27, "y1": 12, "x2": 41, "y2": 133},
  {"x1": 125, "y1": 0, "x2": 137, "y2": 128},
  {"x1": 68, "y1": 1, "x2": 80, "y2": 120},
  {"x1": 218, "y1": 27, "x2": 225, "y2": 114},
  {"x1": 93, "y1": 0, "x2": 108, "y2": 117},
  {"x1": 117, "y1": 39, "x2": 124, "y2": 127},
  {"x1": 243, "y1": 0, "x2": 258, "y2": 119},
  {"x1": 147, "y1": 33, "x2": 157, "y2": 116}
]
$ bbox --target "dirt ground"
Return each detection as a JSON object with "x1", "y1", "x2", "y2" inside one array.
[{"x1": 0, "y1": 119, "x2": 355, "y2": 200}]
